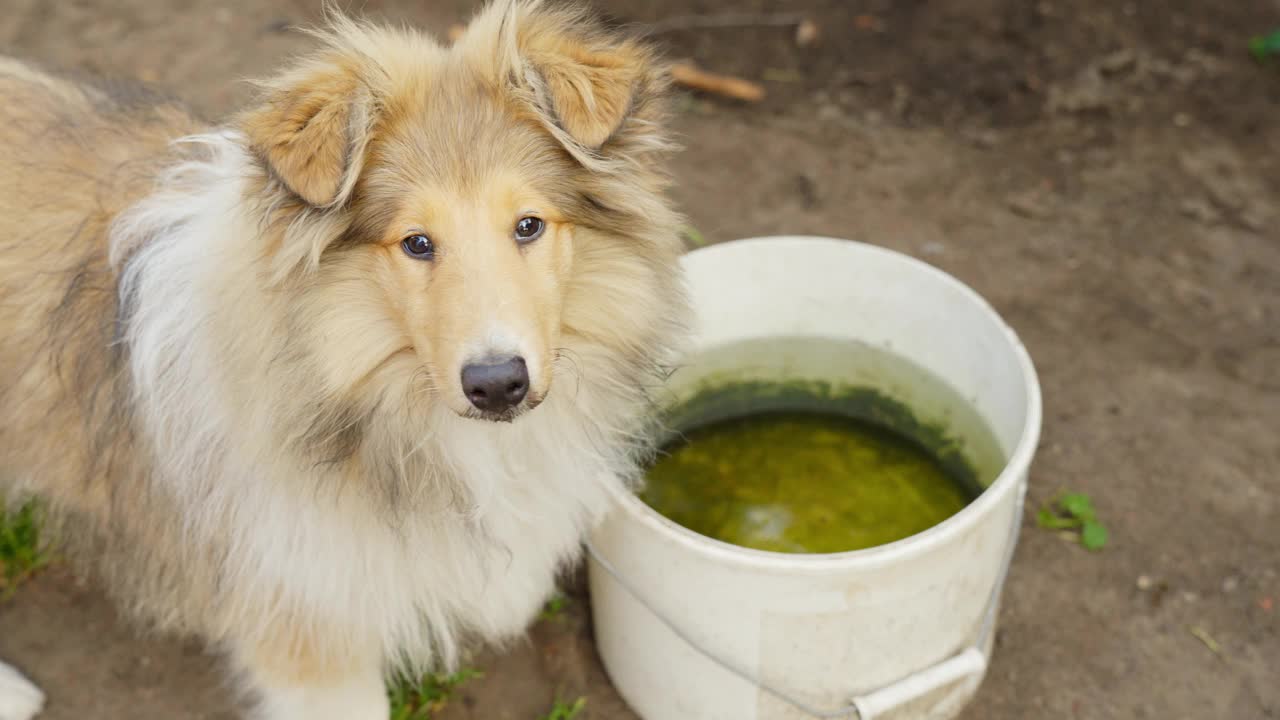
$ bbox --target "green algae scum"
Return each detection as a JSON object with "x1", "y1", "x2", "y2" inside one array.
[{"x1": 639, "y1": 337, "x2": 1006, "y2": 555}]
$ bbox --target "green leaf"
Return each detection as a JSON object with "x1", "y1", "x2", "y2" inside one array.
[
  {"x1": 539, "y1": 592, "x2": 569, "y2": 621},
  {"x1": 540, "y1": 697, "x2": 587, "y2": 720},
  {"x1": 387, "y1": 668, "x2": 481, "y2": 720},
  {"x1": 1036, "y1": 507, "x2": 1079, "y2": 530},
  {"x1": 681, "y1": 226, "x2": 708, "y2": 248},
  {"x1": 1080, "y1": 519, "x2": 1108, "y2": 551},
  {"x1": 1250, "y1": 30, "x2": 1280, "y2": 60},
  {"x1": 1059, "y1": 492, "x2": 1096, "y2": 521},
  {"x1": 1250, "y1": 36, "x2": 1267, "y2": 60},
  {"x1": 0, "y1": 501, "x2": 51, "y2": 599}
]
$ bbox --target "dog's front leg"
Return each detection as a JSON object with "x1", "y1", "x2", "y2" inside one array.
[{"x1": 232, "y1": 630, "x2": 387, "y2": 720}]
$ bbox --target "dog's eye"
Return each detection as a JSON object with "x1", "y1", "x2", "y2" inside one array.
[
  {"x1": 401, "y1": 233, "x2": 435, "y2": 259},
  {"x1": 514, "y1": 217, "x2": 545, "y2": 244}
]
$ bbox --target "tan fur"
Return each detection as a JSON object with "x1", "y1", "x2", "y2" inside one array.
[
  {"x1": 246, "y1": 619, "x2": 377, "y2": 688},
  {"x1": 0, "y1": 57, "x2": 197, "y2": 513},
  {"x1": 523, "y1": 32, "x2": 645, "y2": 148},
  {"x1": 243, "y1": 56, "x2": 373, "y2": 207},
  {"x1": 0, "y1": 2, "x2": 687, "y2": 716}
]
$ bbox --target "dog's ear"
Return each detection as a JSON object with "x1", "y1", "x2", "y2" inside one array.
[
  {"x1": 520, "y1": 33, "x2": 646, "y2": 150},
  {"x1": 460, "y1": 1, "x2": 653, "y2": 152},
  {"x1": 243, "y1": 57, "x2": 374, "y2": 208}
]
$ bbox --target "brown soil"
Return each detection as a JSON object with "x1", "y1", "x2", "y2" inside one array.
[{"x1": 2, "y1": 1, "x2": 1277, "y2": 718}]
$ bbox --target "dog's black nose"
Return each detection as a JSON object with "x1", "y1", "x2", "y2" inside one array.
[{"x1": 461, "y1": 356, "x2": 529, "y2": 414}]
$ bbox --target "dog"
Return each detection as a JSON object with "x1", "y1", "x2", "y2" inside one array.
[{"x1": 0, "y1": 1, "x2": 688, "y2": 717}]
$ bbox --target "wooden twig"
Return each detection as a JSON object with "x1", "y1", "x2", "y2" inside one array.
[{"x1": 669, "y1": 62, "x2": 765, "y2": 102}]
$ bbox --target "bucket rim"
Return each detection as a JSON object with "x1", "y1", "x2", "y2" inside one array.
[{"x1": 602, "y1": 234, "x2": 1044, "y2": 572}]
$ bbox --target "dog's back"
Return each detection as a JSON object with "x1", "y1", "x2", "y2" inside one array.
[
  {"x1": 0, "y1": 63, "x2": 183, "y2": 717},
  {"x1": 0, "y1": 59, "x2": 196, "y2": 513}
]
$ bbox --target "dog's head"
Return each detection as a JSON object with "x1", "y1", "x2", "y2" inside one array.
[{"x1": 239, "y1": 1, "x2": 683, "y2": 426}]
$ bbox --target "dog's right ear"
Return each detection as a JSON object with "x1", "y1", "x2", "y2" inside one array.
[{"x1": 243, "y1": 56, "x2": 375, "y2": 208}]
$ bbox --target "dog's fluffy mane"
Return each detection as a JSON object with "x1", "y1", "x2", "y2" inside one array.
[{"x1": 6, "y1": 0, "x2": 687, "y2": 678}]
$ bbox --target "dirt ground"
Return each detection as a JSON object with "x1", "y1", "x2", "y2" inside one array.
[{"x1": 1, "y1": 0, "x2": 1277, "y2": 718}]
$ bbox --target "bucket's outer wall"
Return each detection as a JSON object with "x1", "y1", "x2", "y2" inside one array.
[{"x1": 589, "y1": 237, "x2": 1041, "y2": 720}]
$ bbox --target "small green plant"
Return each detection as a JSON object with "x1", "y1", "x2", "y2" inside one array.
[
  {"x1": 1249, "y1": 29, "x2": 1280, "y2": 60},
  {"x1": 680, "y1": 226, "x2": 708, "y2": 249},
  {"x1": 539, "y1": 591, "x2": 569, "y2": 621},
  {"x1": 387, "y1": 668, "x2": 481, "y2": 720},
  {"x1": 0, "y1": 500, "x2": 50, "y2": 600},
  {"x1": 1037, "y1": 491, "x2": 1108, "y2": 551},
  {"x1": 539, "y1": 696, "x2": 586, "y2": 720}
]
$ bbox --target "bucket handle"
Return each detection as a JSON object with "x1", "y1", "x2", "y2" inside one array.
[{"x1": 584, "y1": 479, "x2": 1027, "y2": 720}]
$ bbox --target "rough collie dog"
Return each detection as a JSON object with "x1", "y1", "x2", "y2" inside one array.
[{"x1": 0, "y1": 1, "x2": 688, "y2": 718}]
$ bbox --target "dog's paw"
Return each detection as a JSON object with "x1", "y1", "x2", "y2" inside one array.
[{"x1": 0, "y1": 661, "x2": 44, "y2": 720}]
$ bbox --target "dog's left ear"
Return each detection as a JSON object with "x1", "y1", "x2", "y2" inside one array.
[
  {"x1": 472, "y1": 1, "x2": 654, "y2": 152},
  {"x1": 242, "y1": 57, "x2": 375, "y2": 208},
  {"x1": 521, "y1": 33, "x2": 646, "y2": 150}
]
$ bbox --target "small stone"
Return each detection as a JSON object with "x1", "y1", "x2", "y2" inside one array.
[
  {"x1": 1099, "y1": 49, "x2": 1137, "y2": 75},
  {"x1": 1182, "y1": 591, "x2": 1199, "y2": 603},
  {"x1": 1007, "y1": 191, "x2": 1051, "y2": 219},
  {"x1": 1237, "y1": 209, "x2": 1264, "y2": 233},
  {"x1": 1183, "y1": 49, "x2": 1225, "y2": 76},
  {"x1": 1046, "y1": 67, "x2": 1109, "y2": 114},
  {"x1": 961, "y1": 128, "x2": 1000, "y2": 148},
  {"x1": 921, "y1": 241, "x2": 946, "y2": 256},
  {"x1": 1148, "y1": 58, "x2": 1196, "y2": 84},
  {"x1": 817, "y1": 104, "x2": 843, "y2": 122},
  {"x1": 1179, "y1": 198, "x2": 1220, "y2": 224},
  {"x1": 1221, "y1": 576, "x2": 1240, "y2": 593},
  {"x1": 794, "y1": 173, "x2": 820, "y2": 210},
  {"x1": 1137, "y1": 575, "x2": 1154, "y2": 590},
  {"x1": 891, "y1": 84, "x2": 912, "y2": 118},
  {"x1": 853, "y1": 14, "x2": 881, "y2": 31},
  {"x1": 795, "y1": 19, "x2": 819, "y2": 47},
  {"x1": 1173, "y1": 113, "x2": 1192, "y2": 127}
]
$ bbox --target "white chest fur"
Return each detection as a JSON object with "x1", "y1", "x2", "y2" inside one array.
[{"x1": 200, "y1": 393, "x2": 622, "y2": 672}]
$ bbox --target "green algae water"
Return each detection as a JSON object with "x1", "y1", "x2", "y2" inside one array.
[
  {"x1": 639, "y1": 337, "x2": 1006, "y2": 555},
  {"x1": 643, "y1": 413, "x2": 973, "y2": 553}
]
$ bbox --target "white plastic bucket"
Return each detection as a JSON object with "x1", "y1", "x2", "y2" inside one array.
[{"x1": 587, "y1": 236, "x2": 1042, "y2": 720}]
